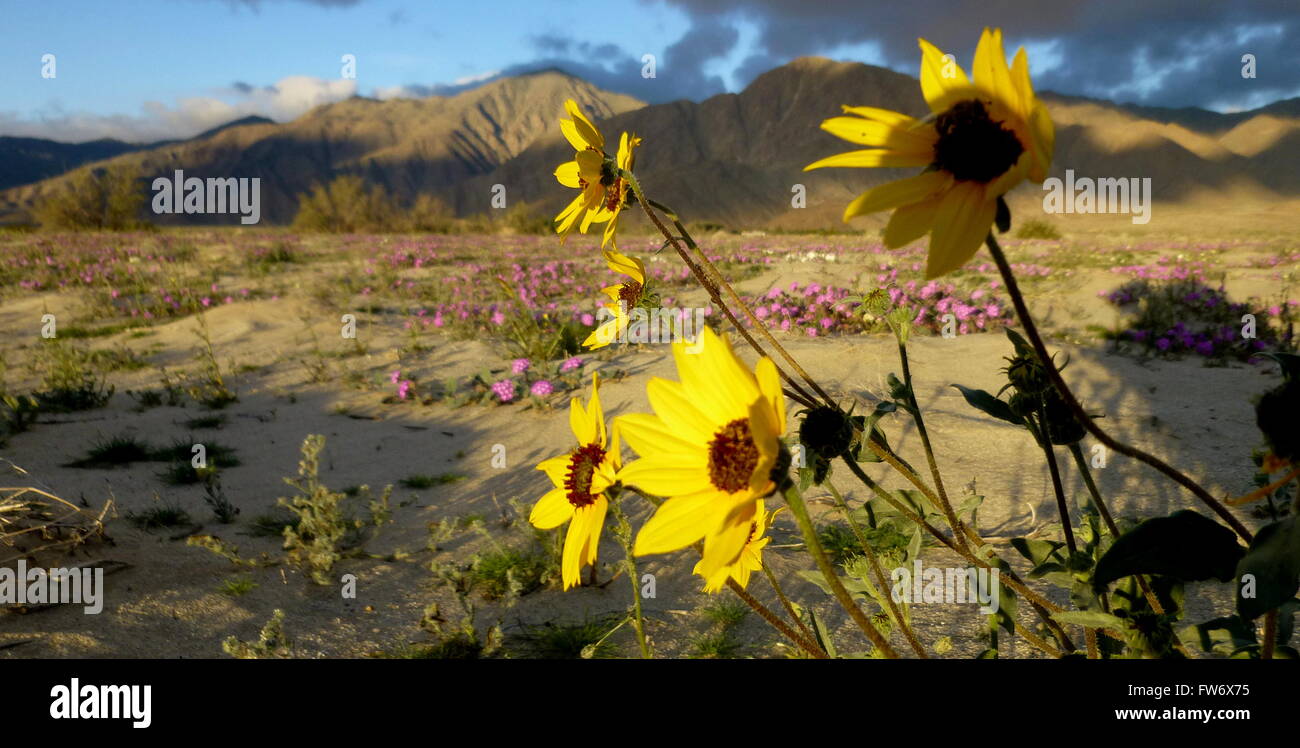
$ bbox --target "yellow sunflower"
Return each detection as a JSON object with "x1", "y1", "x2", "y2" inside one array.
[
  {"x1": 553, "y1": 99, "x2": 641, "y2": 247},
  {"x1": 615, "y1": 326, "x2": 787, "y2": 581},
  {"x1": 805, "y1": 27, "x2": 1054, "y2": 279},
  {"x1": 583, "y1": 247, "x2": 647, "y2": 350},
  {"x1": 693, "y1": 500, "x2": 781, "y2": 593},
  {"x1": 530, "y1": 373, "x2": 620, "y2": 590}
]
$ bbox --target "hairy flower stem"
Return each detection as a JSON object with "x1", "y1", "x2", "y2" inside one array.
[
  {"x1": 825, "y1": 479, "x2": 929, "y2": 657},
  {"x1": 896, "y1": 339, "x2": 969, "y2": 555},
  {"x1": 1262, "y1": 610, "x2": 1277, "y2": 659},
  {"x1": 608, "y1": 497, "x2": 651, "y2": 658},
  {"x1": 759, "y1": 562, "x2": 821, "y2": 652},
  {"x1": 1029, "y1": 412, "x2": 1078, "y2": 556},
  {"x1": 637, "y1": 491, "x2": 826, "y2": 657},
  {"x1": 780, "y1": 480, "x2": 900, "y2": 657},
  {"x1": 840, "y1": 457, "x2": 1077, "y2": 653},
  {"x1": 624, "y1": 176, "x2": 827, "y2": 407},
  {"x1": 726, "y1": 578, "x2": 829, "y2": 658},
  {"x1": 984, "y1": 232, "x2": 1252, "y2": 543},
  {"x1": 1067, "y1": 443, "x2": 1167, "y2": 616}
]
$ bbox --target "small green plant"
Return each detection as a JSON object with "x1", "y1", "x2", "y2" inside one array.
[
  {"x1": 1014, "y1": 218, "x2": 1062, "y2": 239},
  {"x1": 399, "y1": 472, "x2": 466, "y2": 489},
  {"x1": 218, "y1": 575, "x2": 258, "y2": 597},
  {"x1": 125, "y1": 496, "x2": 191, "y2": 530},
  {"x1": 65, "y1": 434, "x2": 154, "y2": 468},
  {"x1": 202, "y1": 470, "x2": 238, "y2": 523},
  {"x1": 690, "y1": 598, "x2": 750, "y2": 659},
  {"x1": 246, "y1": 511, "x2": 300, "y2": 538},
  {"x1": 277, "y1": 434, "x2": 392, "y2": 584},
  {"x1": 467, "y1": 546, "x2": 552, "y2": 601},
  {"x1": 510, "y1": 616, "x2": 623, "y2": 659},
  {"x1": 222, "y1": 609, "x2": 291, "y2": 658},
  {"x1": 32, "y1": 339, "x2": 113, "y2": 412},
  {"x1": 187, "y1": 312, "x2": 237, "y2": 409}
]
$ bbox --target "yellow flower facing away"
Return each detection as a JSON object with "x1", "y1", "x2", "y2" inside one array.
[
  {"x1": 583, "y1": 247, "x2": 647, "y2": 350},
  {"x1": 805, "y1": 27, "x2": 1055, "y2": 279},
  {"x1": 692, "y1": 500, "x2": 781, "y2": 593},
  {"x1": 553, "y1": 98, "x2": 641, "y2": 248},
  {"x1": 615, "y1": 326, "x2": 787, "y2": 583},
  {"x1": 530, "y1": 373, "x2": 620, "y2": 590}
]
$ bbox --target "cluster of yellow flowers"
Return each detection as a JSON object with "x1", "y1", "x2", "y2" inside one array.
[
  {"x1": 532, "y1": 327, "x2": 785, "y2": 592},
  {"x1": 533, "y1": 27, "x2": 1054, "y2": 594}
]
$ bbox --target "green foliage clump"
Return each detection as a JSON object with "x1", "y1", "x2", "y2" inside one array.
[
  {"x1": 277, "y1": 434, "x2": 392, "y2": 584},
  {"x1": 32, "y1": 164, "x2": 148, "y2": 231},
  {"x1": 222, "y1": 609, "x2": 291, "y2": 658},
  {"x1": 1014, "y1": 219, "x2": 1062, "y2": 240}
]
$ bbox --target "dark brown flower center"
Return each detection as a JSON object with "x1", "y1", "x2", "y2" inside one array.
[
  {"x1": 618, "y1": 280, "x2": 642, "y2": 307},
  {"x1": 932, "y1": 99, "x2": 1024, "y2": 183},
  {"x1": 708, "y1": 419, "x2": 760, "y2": 493},
  {"x1": 564, "y1": 442, "x2": 606, "y2": 508}
]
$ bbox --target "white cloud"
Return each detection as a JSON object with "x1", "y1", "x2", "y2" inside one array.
[{"x1": 0, "y1": 75, "x2": 358, "y2": 144}]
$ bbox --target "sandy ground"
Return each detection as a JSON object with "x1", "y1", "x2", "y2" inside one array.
[{"x1": 0, "y1": 229, "x2": 1292, "y2": 659}]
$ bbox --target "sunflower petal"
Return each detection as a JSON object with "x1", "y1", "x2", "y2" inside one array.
[
  {"x1": 530, "y1": 487, "x2": 572, "y2": 530},
  {"x1": 697, "y1": 500, "x2": 758, "y2": 580},
  {"x1": 618, "y1": 453, "x2": 711, "y2": 497},
  {"x1": 919, "y1": 37, "x2": 972, "y2": 113},
  {"x1": 972, "y1": 28, "x2": 1017, "y2": 114},
  {"x1": 819, "y1": 117, "x2": 936, "y2": 156},
  {"x1": 554, "y1": 161, "x2": 582, "y2": 188},
  {"x1": 843, "y1": 171, "x2": 951, "y2": 221},
  {"x1": 840, "y1": 105, "x2": 920, "y2": 128},
  {"x1": 927, "y1": 181, "x2": 996, "y2": 278},
  {"x1": 804, "y1": 149, "x2": 931, "y2": 171},
  {"x1": 616, "y1": 411, "x2": 702, "y2": 458},
  {"x1": 569, "y1": 396, "x2": 596, "y2": 445},
  {"x1": 883, "y1": 194, "x2": 943, "y2": 248},
  {"x1": 633, "y1": 491, "x2": 716, "y2": 555},
  {"x1": 563, "y1": 99, "x2": 604, "y2": 150}
]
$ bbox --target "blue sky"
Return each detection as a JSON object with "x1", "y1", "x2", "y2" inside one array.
[{"x1": 3, "y1": 0, "x2": 1297, "y2": 143}]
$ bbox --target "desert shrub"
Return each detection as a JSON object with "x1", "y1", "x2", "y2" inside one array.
[
  {"x1": 32, "y1": 339, "x2": 113, "y2": 412},
  {"x1": 1015, "y1": 218, "x2": 1062, "y2": 239},
  {"x1": 277, "y1": 434, "x2": 392, "y2": 584},
  {"x1": 291, "y1": 175, "x2": 393, "y2": 232},
  {"x1": 33, "y1": 164, "x2": 147, "y2": 230},
  {"x1": 222, "y1": 609, "x2": 291, "y2": 658},
  {"x1": 398, "y1": 194, "x2": 455, "y2": 233}
]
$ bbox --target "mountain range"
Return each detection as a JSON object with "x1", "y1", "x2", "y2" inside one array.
[{"x1": 2, "y1": 59, "x2": 1298, "y2": 228}]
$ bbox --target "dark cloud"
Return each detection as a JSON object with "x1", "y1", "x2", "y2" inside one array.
[{"x1": 650, "y1": 0, "x2": 1300, "y2": 109}]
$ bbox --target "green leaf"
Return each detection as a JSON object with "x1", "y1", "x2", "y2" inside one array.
[
  {"x1": 1236, "y1": 516, "x2": 1300, "y2": 620},
  {"x1": 1094, "y1": 510, "x2": 1244, "y2": 590},
  {"x1": 1011, "y1": 536, "x2": 1065, "y2": 567},
  {"x1": 951, "y1": 384, "x2": 1023, "y2": 425}
]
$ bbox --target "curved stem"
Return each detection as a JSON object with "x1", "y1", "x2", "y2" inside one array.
[
  {"x1": 896, "y1": 339, "x2": 970, "y2": 555},
  {"x1": 984, "y1": 233, "x2": 1252, "y2": 543},
  {"x1": 1030, "y1": 411, "x2": 1077, "y2": 556},
  {"x1": 609, "y1": 497, "x2": 651, "y2": 658},
  {"x1": 632, "y1": 182, "x2": 835, "y2": 407},
  {"x1": 841, "y1": 457, "x2": 1077, "y2": 653},
  {"x1": 780, "y1": 480, "x2": 900, "y2": 658},
  {"x1": 825, "y1": 478, "x2": 929, "y2": 657},
  {"x1": 726, "y1": 578, "x2": 829, "y2": 658},
  {"x1": 759, "y1": 562, "x2": 821, "y2": 652}
]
